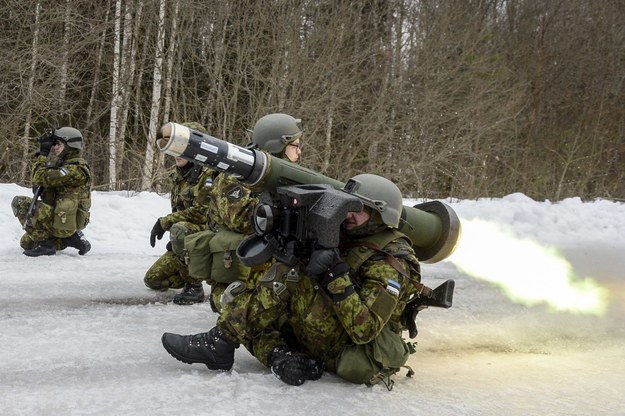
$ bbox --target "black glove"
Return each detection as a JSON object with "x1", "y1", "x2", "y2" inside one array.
[
  {"x1": 38, "y1": 130, "x2": 55, "y2": 157},
  {"x1": 269, "y1": 346, "x2": 323, "y2": 386},
  {"x1": 306, "y1": 248, "x2": 349, "y2": 284},
  {"x1": 165, "y1": 241, "x2": 172, "y2": 252},
  {"x1": 150, "y1": 218, "x2": 166, "y2": 247}
]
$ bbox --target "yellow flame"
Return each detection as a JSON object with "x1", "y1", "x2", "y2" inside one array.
[{"x1": 448, "y1": 218, "x2": 610, "y2": 316}]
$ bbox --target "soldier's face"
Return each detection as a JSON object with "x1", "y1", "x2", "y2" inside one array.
[
  {"x1": 174, "y1": 157, "x2": 188, "y2": 167},
  {"x1": 52, "y1": 140, "x2": 65, "y2": 155},
  {"x1": 343, "y1": 209, "x2": 370, "y2": 230},
  {"x1": 284, "y1": 140, "x2": 301, "y2": 162}
]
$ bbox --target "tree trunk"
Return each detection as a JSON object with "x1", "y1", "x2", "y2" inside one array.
[
  {"x1": 108, "y1": 0, "x2": 123, "y2": 190},
  {"x1": 21, "y1": 0, "x2": 42, "y2": 183},
  {"x1": 140, "y1": 0, "x2": 166, "y2": 191}
]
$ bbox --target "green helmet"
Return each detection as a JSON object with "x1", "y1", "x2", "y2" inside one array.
[
  {"x1": 182, "y1": 121, "x2": 207, "y2": 133},
  {"x1": 54, "y1": 127, "x2": 83, "y2": 150},
  {"x1": 342, "y1": 174, "x2": 403, "y2": 228},
  {"x1": 249, "y1": 113, "x2": 302, "y2": 154}
]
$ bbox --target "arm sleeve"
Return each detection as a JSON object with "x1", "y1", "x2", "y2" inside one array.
[
  {"x1": 31, "y1": 157, "x2": 89, "y2": 188},
  {"x1": 160, "y1": 170, "x2": 213, "y2": 229},
  {"x1": 327, "y1": 258, "x2": 412, "y2": 345}
]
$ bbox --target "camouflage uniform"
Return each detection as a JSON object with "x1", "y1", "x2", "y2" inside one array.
[
  {"x1": 12, "y1": 152, "x2": 91, "y2": 250},
  {"x1": 143, "y1": 164, "x2": 214, "y2": 290},
  {"x1": 183, "y1": 172, "x2": 260, "y2": 309},
  {"x1": 218, "y1": 228, "x2": 421, "y2": 385}
]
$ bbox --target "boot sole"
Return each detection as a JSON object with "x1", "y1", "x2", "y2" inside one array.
[
  {"x1": 161, "y1": 334, "x2": 232, "y2": 371},
  {"x1": 172, "y1": 297, "x2": 205, "y2": 305}
]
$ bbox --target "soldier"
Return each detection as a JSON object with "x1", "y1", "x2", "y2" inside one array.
[
  {"x1": 12, "y1": 127, "x2": 92, "y2": 257},
  {"x1": 162, "y1": 174, "x2": 423, "y2": 388},
  {"x1": 173, "y1": 113, "x2": 304, "y2": 306},
  {"x1": 144, "y1": 122, "x2": 214, "y2": 291}
]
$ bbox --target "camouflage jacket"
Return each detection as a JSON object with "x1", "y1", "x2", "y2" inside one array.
[
  {"x1": 31, "y1": 153, "x2": 91, "y2": 206},
  {"x1": 288, "y1": 229, "x2": 421, "y2": 368},
  {"x1": 159, "y1": 165, "x2": 213, "y2": 230},
  {"x1": 204, "y1": 173, "x2": 258, "y2": 234}
]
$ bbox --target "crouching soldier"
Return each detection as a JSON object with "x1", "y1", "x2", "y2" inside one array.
[
  {"x1": 12, "y1": 127, "x2": 92, "y2": 257},
  {"x1": 144, "y1": 122, "x2": 214, "y2": 293},
  {"x1": 162, "y1": 174, "x2": 422, "y2": 389}
]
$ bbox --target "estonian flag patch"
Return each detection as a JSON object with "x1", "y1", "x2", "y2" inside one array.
[{"x1": 386, "y1": 279, "x2": 400, "y2": 296}]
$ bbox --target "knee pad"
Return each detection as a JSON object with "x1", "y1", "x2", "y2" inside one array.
[
  {"x1": 220, "y1": 280, "x2": 246, "y2": 308},
  {"x1": 11, "y1": 196, "x2": 29, "y2": 218},
  {"x1": 169, "y1": 223, "x2": 195, "y2": 257}
]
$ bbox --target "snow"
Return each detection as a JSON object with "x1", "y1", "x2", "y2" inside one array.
[{"x1": 1, "y1": 183, "x2": 624, "y2": 416}]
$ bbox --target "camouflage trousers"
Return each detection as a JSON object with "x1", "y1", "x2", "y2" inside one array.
[
  {"x1": 144, "y1": 250, "x2": 187, "y2": 290},
  {"x1": 144, "y1": 221, "x2": 205, "y2": 290},
  {"x1": 217, "y1": 263, "x2": 300, "y2": 366},
  {"x1": 12, "y1": 195, "x2": 74, "y2": 249}
]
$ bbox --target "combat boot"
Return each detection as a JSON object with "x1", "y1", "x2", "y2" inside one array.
[
  {"x1": 63, "y1": 231, "x2": 91, "y2": 255},
  {"x1": 23, "y1": 239, "x2": 55, "y2": 257},
  {"x1": 161, "y1": 326, "x2": 238, "y2": 371},
  {"x1": 173, "y1": 283, "x2": 205, "y2": 305}
]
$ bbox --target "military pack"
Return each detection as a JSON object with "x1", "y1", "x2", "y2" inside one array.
[{"x1": 184, "y1": 229, "x2": 250, "y2": 283}]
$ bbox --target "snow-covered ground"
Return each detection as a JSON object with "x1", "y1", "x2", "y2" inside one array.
[{"x1": 1, "y1": 183, "x2": 623, "y2": 416}]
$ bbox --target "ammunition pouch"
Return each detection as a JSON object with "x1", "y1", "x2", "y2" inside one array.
[
  {"x1": 335, "y1": 326, "x2": 413, "y2": 388},
  {"x1": 184, "y1": 229, "x2": 250, "y2": 283},
  {"x1": 76, "y1": 198, "x2": 91, "y2": 230},
  {"x1": 53, "y1": 198, "x2": 78, "y2": 231}
]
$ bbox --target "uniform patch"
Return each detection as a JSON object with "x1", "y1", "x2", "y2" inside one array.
[
  {"x1": 227, "y1": 186, "x2": 243, "y2": 201},
  {"x1": 386, "y1": 279, "x2": 400, "y2": 296},
  {"x1": 204, "y1": 178, "x2": 213, "y2": 188},
  {"x1": 59, "y1": 168, "x2": 68, "y2": 176}
]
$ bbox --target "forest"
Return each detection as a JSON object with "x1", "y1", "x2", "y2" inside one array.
[{"x1": 1, "y1": 0, "x2": 623, "y2": 200}]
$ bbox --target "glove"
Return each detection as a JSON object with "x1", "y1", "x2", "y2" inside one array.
[
  {"x1": 269, "y1": 346, "x2": 323, "y2": 386},
  {"x1": 38, "y1": 132, "x2": 55, "y2": 157},
  {"x1": 150, "y1": 218, "x2": 166, "y2": 247},
  {"x1": 305, "y1": 248, "x2": 348, "y2": 276},
  {"x1": 165, "y1": 241, "x2": 172, "y2": 251},
  {"x1": 306, "y1": 248, "x2": 349, "y2": 285}
]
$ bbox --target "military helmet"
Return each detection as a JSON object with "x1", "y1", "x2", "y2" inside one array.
[
  {"x1": 249, "y1": 113, "x2": 303, "y2": 154},
  {"x1": 182, "y1": 121, "x2": 207, "y2": 133},
  {"x1": 342, "y1": 174, "x2": 403, "y2": 228},
  {"x1": 54, "y1": 127, "x2": 84, "y2": 150}
]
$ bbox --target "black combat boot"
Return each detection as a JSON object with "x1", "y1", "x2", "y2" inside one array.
[
  {"x1": 161, "y1": 326, "x2": 238, "y2": 370},
  {"x1": 23, "y1": 239, "x2": 56, "y2": 257},
  {"x1": 63, "y1": 231, "x2": 91, "y2": 255},
  {"x1": 173, "y1": 283, "x2": 205, "y2": 305}
]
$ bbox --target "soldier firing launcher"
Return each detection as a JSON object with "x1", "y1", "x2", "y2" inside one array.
[{"x1": 156, "y1": 122, "x2": 460, "y2": 315}]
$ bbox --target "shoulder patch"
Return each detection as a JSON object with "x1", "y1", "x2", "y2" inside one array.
[
  {"x1": 227, "y1": 185, "x2": 243, "y2": 201},
  {"x1": 59, "y1": 168, "x2": 68, "y2": 176},
  {"x1": 386, "y1": 279, "x2": 400, "y2": 296}
]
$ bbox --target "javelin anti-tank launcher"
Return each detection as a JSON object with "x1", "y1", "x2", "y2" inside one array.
[{"x1": 156, "y1": 122, "x2": 460, "y2": 327}]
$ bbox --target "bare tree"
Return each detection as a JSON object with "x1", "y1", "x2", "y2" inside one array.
[{"x1": 140, "y1": 0, "x2": 166, "y2": 191}]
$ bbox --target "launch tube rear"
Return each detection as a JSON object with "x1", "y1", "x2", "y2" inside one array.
[{"x1": 157, "y1": 122, "x2": 461, "y2": 263}]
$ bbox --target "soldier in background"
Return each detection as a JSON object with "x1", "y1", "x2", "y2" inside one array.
[
  {"x1": 12, "y1": 127, "x2": 92, "y2": 257},
  {"x1": 173, "y1": 113, "x2": 304, "y2": 306},
  {"x1": 144, "y1": 122, "x2": 214, "y2": 291}
]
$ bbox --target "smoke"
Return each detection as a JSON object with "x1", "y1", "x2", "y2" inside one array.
[{"x1": 448, "y1": 218, "x2": 610, "y2": 316}]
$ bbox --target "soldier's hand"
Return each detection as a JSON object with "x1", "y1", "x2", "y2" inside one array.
[
  {"x1": 150, "y1": 218, "x2": 166, "y2": 247},
  {"x1": 269, "y1": 346, "x2": 323, "y2": 386},
  {"x1": 38, "y1": 130, "x2": 55, "y2": 157},
  {"x1": 305, "y1": 248, "x2": 349, "y2": 278}
]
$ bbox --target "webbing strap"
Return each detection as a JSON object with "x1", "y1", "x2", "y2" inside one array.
[{"x1": 340, "y1": 241, "x2": 432, "y2": 297}]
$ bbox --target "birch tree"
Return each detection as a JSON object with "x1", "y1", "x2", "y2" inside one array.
[
  {"x1": 140, "y1": 0, "x2": 166, "y2": 191},
  {"x1": 108, "y1": 0, "x2": 123, "y2": 190},
  {"x1": 21, "y1": 0, "x2": 43, "y2": 183}
]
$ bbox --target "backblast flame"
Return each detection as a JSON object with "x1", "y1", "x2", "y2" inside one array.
[{"x1": 448, "y1": 218, "x2": 610, "y2": 316}]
